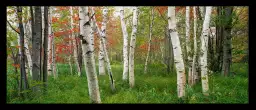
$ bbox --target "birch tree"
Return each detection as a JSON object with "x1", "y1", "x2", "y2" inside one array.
[
  {"x1": 168, "y1": 6, "x2": 186, "y2": 98},
  {"x1": 191, "y1": 6, "x2": 197, "y2": 86},
  {"x1": 129, "y1": 7, "x2": 138, "y2": 88},
  {"x1": 47, "y1": 7, "x2": 53, "y2": 75},
  {"x1": 70, "y1": 6, "x2": 81, "y2": 76},
  {"x1": 24, "y1": 7, "x2": 33, "y2": 76},
  {"x1": 91, "y1": 7, "x2": 106, "y2": 76},
  {"x1": 91, "y1": 7, "x2": 115, "y2": 92},
  {"x1": 101, "y1": 7, "x2": 116, "y2": 92},
  {"x1": 119, "y1": 7, "x2": 129, "y2": 80},
  {"x1": 144, "y1": 7, "x2": 154, "y2": 74},
  {"x1": 200, "y1": 6, "x2": 212, "y2": 96},
  {"x1": 185, "y1": 6, "x2": 193, "y2": 85},
  {"x1": 79, "y1": 6, "x2": 101, "y2": 103}
]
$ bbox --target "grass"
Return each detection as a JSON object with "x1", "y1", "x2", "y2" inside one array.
[{"x1": 7, "y1": 62, "x2": 248, "y2": 103}]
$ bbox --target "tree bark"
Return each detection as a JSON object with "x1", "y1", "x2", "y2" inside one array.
[
  {"x1": 215, "y1": 6, "x2": 224, "y2": 72},
  {"x1": 222, "y1": 6, "x2": 233, "y2": 76},
  {"x1": 17, "y1": 6, "x2": 29, "y2": 96},
  {"x1": 191, "y1": 6, "x2": 197, "y2": 86},
  {"x1": 129, "y1": 7, "x2": 138, "y2": 88},
  {"x1": 91, "y1": 7, "x2": 106, "y2": 76},
  {"x1": 200, "y1": 6, "x2": 212, "y2": 96},
  {"x1": 47, "y1": 7, "x2": 53, "y2": 75},
  {"x1": 24, "y1": 7, "x2": 33, "y2": 77},
  {"x1": 101, "y1": 7, "x2": 116, "y2": 92},
  {"x1": 144, "y1": 7, "x2": 154, "y2": 74},
  {"x1": 79, "y1": 6, "x2": 101, "y2": 103},
  {"x1": 168, "y1": 6, "x2": 186, "y2": 98},
  {"x1": 43, "y1": 6, "x2": 49, "y2": 91},
  {"x1": 186, "y1": 6, "x2": 193, "y2": 86},
  {"x1": 32, "y1": 6, "x2": 42, "y2": 93},
  {"x1": 120, "y1": 7, "x2": 129, "y2": 80},
  {"x1": 91, "y1": 7, "x2": 116, "y2": 92}
]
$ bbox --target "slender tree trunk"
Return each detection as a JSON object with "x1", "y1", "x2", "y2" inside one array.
[
  {"x1": 91, "y1": 7, "x2": 106, "y2": 76},
  {"x1": 144, "y1": 7, "x2": 154, "y2": 74},
  {"x1": 43, "y1": 6, "x2": 49, "y2": 91},
  {"x1": 51, "y1": 7, "x2": 57, "y2": 79},
  {"x1": 120, "y1": 7, "x2": 129, "y2": 80},
  {"x1": 98, "y1": 39, "x2": 105, "y2": 75},
  {"x1": 191, "y1": 6, "x2": 197, "y2": 86},
  {"x1": 168, "y1": 6, "x2": 186, "y2": 98},
  {"x1": 101, "y1": 7, "x2": 116, "y2": 92},
  {"x1": 129, "y1": 7, "x2": 138, "y2": 88},
  {"x1": 24, "y1": 7, "x2": 33, "y2": 77},
  {"x1": 32, "y1": 6, "x2": 42, "y2": 93},
  {"x1": 40, "y1": 7, "x2": 44, "y2": 81},
  {"x1": 186, "y1": 6, "x2": 193, "y2": 86},
  {"x1": 79, "y1": 6, "x2": 101, "y2": 103},
  {"x1": 222, "y1": 6, "x2": 233, "y2": 76},
  {"x1": 70, "y1": 7, "x2": 81, "y2": 76},
  {"x1": 17, "y1": 6, "x2": 29, "y2": 96},
  {"x1": 200, "y1": 6, "x2": 212, "y2": 96},
  {"x1": 68, "y1": 34, "x2": 73, "y2": 75},
  {"x1": 47, "y1": 7, "x2": 53, "y2": 75},
  {"x1": 215, "y1": 6, "x2": 224, "y2": 72},
  {"x1": 91, "y1": 7, "x2": 116, "y2": 92}
]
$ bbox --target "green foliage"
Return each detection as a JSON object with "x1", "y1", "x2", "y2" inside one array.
[{"x1": 7, "y1": 62, "x2": 248, "y2": 103}]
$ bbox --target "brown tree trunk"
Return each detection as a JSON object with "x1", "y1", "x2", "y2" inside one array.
[
  {"x1": 222, "y1": 6, "x2": 233, "y2": 76},
  {"x1": 17, "y1": 6, "x2": 29, "y2": 97},
  {"x1": 32, "y1": 6, "x2": 42, "y2": 93},
  {"x1": 43, "y1": 6, "x2": 49, "y2": 91}
]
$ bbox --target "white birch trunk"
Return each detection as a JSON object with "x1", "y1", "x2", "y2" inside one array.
[
  {"x1": 70, "y1": 6, "x2": 81, "y2": 76},
  {"x1": 23, "y1": 8, "x2": 33, "y2": 76},
  {"x1": 98, "y1": 39, "x2": 105, "y2": 75},
  {"x1": 52, "y1": 7, "x2": 57, "y2": 79},
  {"x1": 68, "y1": 34, "x2": 73, "y2": 75},
  {"x1": 200, "y1": 6, "x2": 212, "y2": 96},
  {"x1": 168, "y1": 6, "x2": 186, "y2": 98},
  {"x1": 119, "y1": 7, "x2": 129, "y2": 80},
  {"x1": 144, "y1": 7, "x2": 154, "y2": 74},
  {"x1": 42, "y1": 7, "x2": 44, "y2": 44},
  {"x1": 91, "y1": 7, "x2": 115, "y2": 92},
  {"x1": 129, "y1": 7, "x2": 138, "y2": 88},
  {"x1": 186, "y1": 7, "x2": 193, "y2": 85},
  {"x1": 91, "y1": 7, "x2": 106, "y2": 76},
  {"x1": 101, "y1": 7, "x2": 115, "y2": 92},
  {"x1": 79, "y1": 7, "x2": 101, "y2": 103},
  {"x1": 191, "y1": 6, "x2": 197, "y2": 86},
  {"x1": 87, "y1": 8, "x2": 97, "y2": 75},
  {"x1": 47, "y1": 7, "x2": 53, "y2": 75}
]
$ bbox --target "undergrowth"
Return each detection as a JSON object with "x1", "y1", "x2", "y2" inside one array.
[{"x1": 7, "y1": 63, "x2": 248, "y2": 103}]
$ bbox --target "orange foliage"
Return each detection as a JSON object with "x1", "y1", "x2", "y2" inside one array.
[{"x1": 12, "y1": 64, "x2": 20, "y2": 68}]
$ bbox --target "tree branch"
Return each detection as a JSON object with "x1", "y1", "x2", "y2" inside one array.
[{"x1": 7, "y1": 20, "x2": 20, "y2": 34}]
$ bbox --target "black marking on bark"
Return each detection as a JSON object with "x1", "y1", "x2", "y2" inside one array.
[
  {"x1": 169, "y1": 29, "x2": 176, "y2": 33},
  {"x1": 86, "y1": 50, "x2": 93, "y2": 54},
  {"x1": 79, "y1": 35, "x2": 84, "y2": 39},
  {"x1": 82, "y1": 39, "x2": 88, "y2": 44},
  {"x1": 84, "y1": 21, "x2": 90, "y2": 26}
]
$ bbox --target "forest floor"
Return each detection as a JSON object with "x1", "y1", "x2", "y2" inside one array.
[{"x1": 7, "y1": 63, "x2": 248, "y2": 103}]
